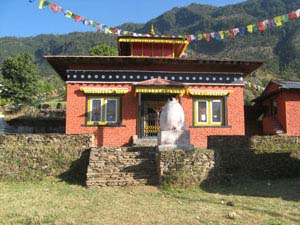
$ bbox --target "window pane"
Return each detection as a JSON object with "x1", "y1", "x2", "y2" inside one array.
[
  {"x1": 91, "y1": 99, "x2": 101, "y2": 122},
  {"x1": 106, "y1": 99, "x2": 117, "y2": 122},
  {"x1": 212, "y1": 101, "x2": 222, "y2": 123},
  {"x1": 198, "y1": 101, "x2": 207, "y2": 123}
]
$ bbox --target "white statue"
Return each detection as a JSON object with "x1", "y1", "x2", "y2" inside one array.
[{"x1": 160, "y1": 97, "x2": 185, "y2": 131}]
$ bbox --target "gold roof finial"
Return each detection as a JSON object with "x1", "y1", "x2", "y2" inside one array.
[{"x1": 150, "y1": 24, "x2": 156, "y2": 36}]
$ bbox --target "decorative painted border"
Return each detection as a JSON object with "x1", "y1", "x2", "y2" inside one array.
[{"x1": 66, "y1": 70, "x2": 244, "y2": 84}]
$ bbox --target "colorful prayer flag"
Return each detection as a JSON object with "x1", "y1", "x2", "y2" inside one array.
[
  {"x1": 38, "y1": 0, "x2": 45, "y2": 9},
  {"x1": 64, "y1": 10, "x2": 72, "y2": 18},
  {"x1": 274, "y1": 16, "x2": 283, "y2": 27}
]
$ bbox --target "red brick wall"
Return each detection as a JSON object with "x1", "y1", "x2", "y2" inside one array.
[
  {"x1": 182, "y1": 85, "x2": 245, "y2": 147},
  {"x1": 66, "y1": 83, "x2": 137, "y2": 146},
  {"x1": 262, "y1": 92, "x2": 287, "y2": 134},
  {"x1": 66, "y1": 83, "x2": 245, "y2": 147},
  {"x1": 284, "y1": 92, "x2": 300, "y2": 135}
]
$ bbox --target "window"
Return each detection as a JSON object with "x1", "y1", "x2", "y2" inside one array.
[
  {"x1": 87, "y1": 97, "x2": 120, "y2": 125},
  {"x1": 271, "y1": 99, "x2": 277, "y2": 116},
  {"x1": 194, "y1": 98, "x2": 225, "y2": 126}
]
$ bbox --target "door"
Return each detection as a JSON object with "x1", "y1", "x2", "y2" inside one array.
[{"x1": 139, "y1": 94, "x2": 176, "y2": 138}]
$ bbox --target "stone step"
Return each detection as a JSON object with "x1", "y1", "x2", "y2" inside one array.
[
  {"x1": 87, "y1": 146, "x2": 160, "y2": 187},
  {"x1": 87, "y1": 171, "x2": 158, "y2": 177},
  {"x1": 87, "y1": 178, "x2": 159, "y2": 187},
  {"x1": 132, "y1": 138, "x2": 158, "y2": 147}
]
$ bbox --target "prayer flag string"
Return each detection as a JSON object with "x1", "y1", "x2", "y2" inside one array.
[{"x1": 36, "y1": 0, "x2": 300, "y2": 43}]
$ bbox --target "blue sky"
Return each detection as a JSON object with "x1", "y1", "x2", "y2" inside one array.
[{"x1": 0, "y1": 0, "x2": 245, "y2": 37}]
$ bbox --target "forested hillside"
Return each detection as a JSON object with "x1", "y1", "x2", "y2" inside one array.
[
  {"x1": 0, "y1": 32, "x2": 117, "y2": 77},
  {"x1": 1, "y1": 0, "x2": 300, "y2": 90}
]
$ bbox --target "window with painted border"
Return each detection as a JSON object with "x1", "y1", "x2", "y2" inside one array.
[
  {"x1": 86, "y1": 96, "x2": 121, "y2": 126},
  {"x1": 193, "y1": 97, "x2": 225, "y2": 127}
]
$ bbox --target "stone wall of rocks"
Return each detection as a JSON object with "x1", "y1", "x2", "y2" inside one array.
[
  {"x1": 0, "y1": 134, "x2": 94, "y2": 182},
  {"x1": 156, "y1": 149, "x2": 216, "y2": 187},
  {"x1": 7, "y1": 118, "x2": 65, "y2": 133},
  {"x1": 208, "y1": 135, "x2": 300, "y2": 179},
  {"x1": 86, "y1": 146, "x2": 158, "y2": 187}
]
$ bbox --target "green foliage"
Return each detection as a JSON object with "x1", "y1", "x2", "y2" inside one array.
[
  {"x1": 88, "y1": 44, "x2": 118, "y2": 56},
  {"x1": 0, "y1": 53, "x2": 41, "y2": 105}
]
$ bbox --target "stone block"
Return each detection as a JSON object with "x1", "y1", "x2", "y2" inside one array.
[{"x1": 158, "y1": 130, "x2": 194, "y2": 151}]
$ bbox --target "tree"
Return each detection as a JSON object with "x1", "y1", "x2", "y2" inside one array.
[
  {"x1": 88, "y1": 44, "x2": 118, "y2": 56},
  {"x1": 1, "y1": 53, "x2": 41, "y2": 105}
]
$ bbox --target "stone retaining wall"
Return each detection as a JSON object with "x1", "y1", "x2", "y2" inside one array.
[
  {"x1": 7, "y1": 118, "x2": 65, "y2": 133},
  {"x1": 208, "y1": 135, "x2": 300, "y2": 179},
  {"x1": 86, "y1": 146, "x2": 158, "y2": 187},
  {"x1": 0, "y1": 134, "x2": 93, "y2": 181},
  {"x1": 156, "y1": 149, "x2": 216, "y2": 187}
]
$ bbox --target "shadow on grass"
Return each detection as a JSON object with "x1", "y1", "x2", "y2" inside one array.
[
  {"x1": 201, "y1": 176, "x2": 300, "y2": 202},
  {"x1": 58, "y1": 149, "x2": 91, "y2": 186},
  {"x1": 161, "y1": 176, "x2": 300, "y2": 224},
  {"x1": 204, "y1": 135, "x2": 300, "y2": 202}
]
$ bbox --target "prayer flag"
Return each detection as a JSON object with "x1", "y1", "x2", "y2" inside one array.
[
  {"x1": 205, "y1": 33, "x2": 210, "y2": 42},
  {"x1": 247, "y1": 24, "x2": 254, "y2": 33},
  {"x1": 296, "y1": 9, "x2": 300, "y2": 18},
  {"x1": 64, "y1": 10, "x2": 72, "y2": 18},
  {"x1": 74, "y1": 15, "x2": 82, "y2": 22},
  {"x1": 268, "y1": 19, "x2": 276, "y2": 29},
  {"x1": 219, "y1": 31, "x2": 225, "y2": 39},
  {"x1": 197, "y1": 34, "x2": 203, "y2": 41},
  {"x1": 289, "y1": 11, "x2": 297, "y2": 20},
  {"x1": 50, "y1": 3, "x2": 58, "y2": 12},
  {"x1": 283, "y1": 14, "x2": 289, "y2": 23},
  {"x1": 252, "y1": 24, "x2": 258, "y2": 32},
  {"x1": 274, "y1": 16, "x2": 283, "y2": 26},
  {"x1": 239, "y1": 27, "x2": 246, "y2": 35},
  {"x1": 229, "y1": 29, "x2": 234, "y2": 39},
  {"x1": 38, "y1": 0, "x2": 45, "y2": 9},
  {"x1": 258, "y1": 22, "x2": 266, "y2": 31},
  {"x1": 233, "y1": 28, "x2": 240, "y2": 36}
]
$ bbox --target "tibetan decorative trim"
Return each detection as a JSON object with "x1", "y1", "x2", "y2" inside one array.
[
  {"x1": 66, "y1": 71, "x2": 244, "y2": 85},
  {"x1": 188, "y1": 89, "x2": 231, "y2": 96},
  {"x1": 118, "y1": 38, "x2": 189, "y2": 45},
  {"x1": 80, "y1": 87, "x2": 129, "y2": 94},
  {"x1": 135, "y1": 87, "x2": 185, "y2": 95}
]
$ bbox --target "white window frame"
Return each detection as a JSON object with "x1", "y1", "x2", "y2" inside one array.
[
  {"x1": 211, "y1": 100, "x2": 223, "y2": 125},
  {"x1": 105, "y1": 98, "x2": 118, "y2": 123},
  {"x1": 90, "y1": 98, "x2": 102, "y2": 122},
  {"x1": 197, "y1": 100, "x2": 209, "y2": 124}
]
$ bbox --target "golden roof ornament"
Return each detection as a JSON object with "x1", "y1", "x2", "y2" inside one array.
[{"x1": 150, "y1": 24, "x2": 156, "y2": 36}]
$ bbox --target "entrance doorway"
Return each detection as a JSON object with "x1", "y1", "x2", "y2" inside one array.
[{"x1": 139, "y1": 94, "x2": 177, "y2": 138}]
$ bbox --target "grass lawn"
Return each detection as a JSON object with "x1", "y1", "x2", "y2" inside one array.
[{"x1": 0, "y1": 178, "x2": 299, "y2": 225}]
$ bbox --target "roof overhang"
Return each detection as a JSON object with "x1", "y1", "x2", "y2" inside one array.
[{"x1": 44, "y1": 56, "x2": 263, "y2": 82}]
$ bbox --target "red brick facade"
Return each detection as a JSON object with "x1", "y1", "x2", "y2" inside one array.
[
  {"x1": 66, "y1": 82, "x2": 245, "y2": 147},
  {"x1": 66, "y1": 83, "x2": 137, "y2": 146},
  {"x1": 261, "y1": 81, "x2": 300, "y2": 135},
  {"x1": 284, "y1": 92, "x2": 300, "y2": 135}
]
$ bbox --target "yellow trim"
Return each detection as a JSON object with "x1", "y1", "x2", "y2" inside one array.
[
  {"x1": 178, "y1": 42, "x2": 190, "y2": 58},
  {"x1": 86, "y1": 96, "x2": 121, "y2": 126},
  {"x1": 188, "y1": 89, "x2": 231, "y2": 96},
  {"x1": 80, "y1": 87, "x2": 128, "y2": 94},
  {"x1": 193, "y1": 98, "x2": 224, "y2": 127},
  {"x1": 135, "y1": 87, "x2": 185, "y2": 95},
  {"x1": 118, "y1": 38, "x2": 189, "y2": 45}
]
